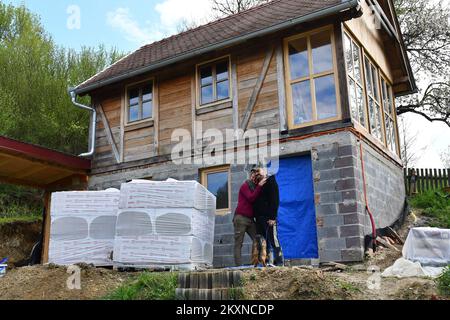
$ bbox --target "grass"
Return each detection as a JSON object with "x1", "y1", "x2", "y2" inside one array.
[
  {"x1": 0, "y1": 215, "x2": 42, "y2": 225},
  {"x1": 105, "y1": 272, "x2": 178, "y2": 300},
  {"x1": 409, "y1": 189, "x2": 450, "y2": 228},
  {"x1": 436, "y1": 266, "x2": 450, "y2": 297}
]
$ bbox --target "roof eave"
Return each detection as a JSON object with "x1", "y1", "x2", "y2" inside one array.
[{"x1": 74, "y1": 0, "x2": 361, "y2": 96}]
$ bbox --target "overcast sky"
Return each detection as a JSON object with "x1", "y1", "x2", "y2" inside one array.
[{"x1": 4, "y1": 0, "x2": 450, "y2": 167}]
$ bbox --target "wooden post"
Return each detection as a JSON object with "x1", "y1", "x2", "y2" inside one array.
[{"x1": 41, "y1": 191, "x2": 52, "y2": 264}]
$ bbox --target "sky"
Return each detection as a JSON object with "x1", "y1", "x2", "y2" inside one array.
[{"x1": 3, "y1": 0, "x2": 450, "y2": 167}]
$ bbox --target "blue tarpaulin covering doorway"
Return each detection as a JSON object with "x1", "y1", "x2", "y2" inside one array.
[{"x1": 270, "y1": 155, "x2": 319, "y2": 259}]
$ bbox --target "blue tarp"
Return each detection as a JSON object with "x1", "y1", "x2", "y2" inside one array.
[{"x1": 270, "y1": 156, "x2": 319, "y2": 259}]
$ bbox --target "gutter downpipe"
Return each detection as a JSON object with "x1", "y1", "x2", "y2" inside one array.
[
  {"x1": 74, "y1": 0, "x2": 361, "y2": 96},
  {"x1": 69, "y1": 90, "x2": 97, "y2": 158}
]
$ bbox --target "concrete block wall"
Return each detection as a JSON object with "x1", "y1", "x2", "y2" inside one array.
[
  {"x1": 87, "y1": 131, "x2": 405, "y2": 266},
  {"x1": 350, "y1": 135, "x2": 406, "y2": 236}
]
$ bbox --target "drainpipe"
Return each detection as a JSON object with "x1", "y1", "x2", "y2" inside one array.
[{"x1": 69, "y1": 90, "x2": 97, "y2": 157}]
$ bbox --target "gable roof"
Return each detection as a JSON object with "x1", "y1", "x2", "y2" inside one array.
[{"x1": 74, "y1": 0, "x2": 360, "y2": 95}]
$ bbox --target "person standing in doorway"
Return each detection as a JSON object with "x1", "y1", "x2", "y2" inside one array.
[
  {"x1": 253, "y1": 169, "x2": 284, "y2": 266},
  {"x1": 233, "y1": 167, "x2": 267, "y2": 266}
]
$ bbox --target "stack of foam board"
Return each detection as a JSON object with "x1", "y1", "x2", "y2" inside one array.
[
  {"x1": 402, "y1": 227, "x2": 450, "y2": 266},
  {"x1": 114, "y1": 180, "x2": 216, "y2": 270},
  {"x1": 48, "y1": 190, "x2": 120, "y2": 266}
]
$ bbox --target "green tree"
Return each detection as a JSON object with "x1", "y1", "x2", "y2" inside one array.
[{"x1": 0, "y1": 3, "x2": 123, "y2": 154}]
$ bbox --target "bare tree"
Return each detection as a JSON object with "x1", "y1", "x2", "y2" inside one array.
[
  {"x1": 176, "y1": 18, "x2": 202, "y2": 33},
  {"x1": 398, "y1": 116, "x2": 427, "y2": 169},
  {"x1": 212, "y1": 0, "x2": 270, "y2": 17},
  {"x1": 394, "y1": 0, "x2": 450, "y2": 127}
]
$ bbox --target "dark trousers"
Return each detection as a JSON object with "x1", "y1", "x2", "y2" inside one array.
[{"x1": 256, "y1": 217, "x2": 284, "y2": 266}]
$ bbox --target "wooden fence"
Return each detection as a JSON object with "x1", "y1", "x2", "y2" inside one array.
[{"x1": 404, "y1": 168, "x2": 450, "y2": 195}]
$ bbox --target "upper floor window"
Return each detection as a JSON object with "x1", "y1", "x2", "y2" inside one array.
[
  {"x1": 284, "y1": 27, "x2": 339, "y2": 128},
  {"x1": 364, "y1": 56, "x2": 384, "y2": 143},
  {"x1": 381, "y1": 77, "x2": 398, "y2": 154},
  {"x1": 197, "y1": 58, "x2": 231, "y2": 107},
  {"x1": 127, "y1": 82, "x2": 153, "y2": 123},
  {"x1": 344, "y1": 32, "x2": 366, "y2": 128}
]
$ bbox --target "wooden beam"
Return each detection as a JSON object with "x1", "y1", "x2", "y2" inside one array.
[
  {"x1": 41, "y1": 191, "x2": 51, "y2": 264},
  {"x1": 0, "y1": 174, "x2": 45, "y2": 189},
  {"x1": 231, "y1": 59, "x2": 239, "y2": 130},
  {"x1": 240, "y1": 46, "x2": 274, "y2": 131},
  {"x1": 275, "y1": 43, "x2": 287, "y2": 131},
  {"x1": 98, "y1": 103, "x2": 121, "y2": 164}
]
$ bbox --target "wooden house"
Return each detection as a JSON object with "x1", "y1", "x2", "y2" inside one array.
[{"x1": 71, "y1": 0, "x2": 416, "y2": 266}]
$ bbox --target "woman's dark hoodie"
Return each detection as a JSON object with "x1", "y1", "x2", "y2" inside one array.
[{"x1": 253, "y1": 175, "x2": 280, "y2": 220}]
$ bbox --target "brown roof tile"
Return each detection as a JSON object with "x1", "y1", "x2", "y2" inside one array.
[{"x1": 76, "y1": 0, "x2": 345, "y2": 93}]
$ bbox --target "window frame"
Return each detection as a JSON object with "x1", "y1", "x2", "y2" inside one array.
[
  {"x1": 200, "y1": 165, "x2": 231, "y2": 216},
  {"x1": 124, "y1": 78, "x2": 156, "y2": 126},
  {"x1": 343, "y1": 31, "x2": 368, "y2": 129},
  {"x1": 362, "y1": 54, "x2": 385, "y2": 144},
  {"x1": 196, "y1": 56, "x2": 232, "y2": 109},
  {"x1": 283, "y1": 25, "x2": 342, "y2": 129},
  {"x1": 380, "y1": 74, "x2": 400, "y2": 156}
]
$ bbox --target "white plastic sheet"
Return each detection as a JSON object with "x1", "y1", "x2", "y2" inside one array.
[
  {"x1": 381, "y1": 258, "x2": 444, "y2": 278},
  {"x1": 114, "y1": 180, "x2": 216, "y2": 270},
  {"x1": 48, "y1": 190, "x2": 120, "y2": 266},
  {"x1": 402, "y1": 227, "x2": 450, "y2": 266}
]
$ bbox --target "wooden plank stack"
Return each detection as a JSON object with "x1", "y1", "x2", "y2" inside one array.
[{"x1": 176, "y1": 270, "x2": 244, "y2": 300}]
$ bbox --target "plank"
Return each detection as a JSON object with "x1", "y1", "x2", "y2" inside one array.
[
  {"x1": 98, "y1": 103, "x2": 121, "y2": 164},
  {"x1": 240, "y1": 46, "x2": 274, "y2": 131},
  {"x1": 231, "y1": 60, "x2": 239, "y2": 130}
]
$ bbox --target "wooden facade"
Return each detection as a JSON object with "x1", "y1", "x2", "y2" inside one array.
[{"x1": 85, "y1": 2, "x2": 412, "y2": 177}]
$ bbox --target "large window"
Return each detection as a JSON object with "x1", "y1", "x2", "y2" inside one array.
[
  {"x1": 284, "y1": 27, "x2": 339, "y2": 128},
  {"x1": 381, "y1": 77, "x2": 398, "y2": 154},
  {"x1": 197, "y1": 58, "x2": 231, "y2": 107},
  {"x1": 364, "y1": 57, "x2": 384, "y2": 143},
  {"x1": 200, "y1": 166, "x2": 230, "y2": 214},
  {"x1": 127, "y1": 82, "x2": 153, "y2": 123},
  {"x1": 344, "y1": 33, "x2": 366, "y2": 127},
  {"x1": 343, "y1": 30, "x2": 400, "y2": 157}
]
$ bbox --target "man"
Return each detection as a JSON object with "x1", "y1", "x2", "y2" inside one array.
[
  {"x1": 233, "y1": 167, "x2": 266, "y2": 266},
  {"x1": 253, "y1": 170, "x2": 284, "y2": 266}
]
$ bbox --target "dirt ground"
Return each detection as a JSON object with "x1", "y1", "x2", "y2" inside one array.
[
  {"x1": 0, "y1": 221, "x2": 41, "y2": 266},
  {"x1": 241, "y1": 210, "x2": 445, "y2": 300},
  {"x1": 0, "y1": 264, "x2": 129, "y2": 300},
  {"x1": 0, "y1": 209, "x2": 446, "y2": 300}
]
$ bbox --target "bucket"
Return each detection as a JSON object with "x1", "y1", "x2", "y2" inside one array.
[{"x1": 0, "y1": 264, "x2": 6, "y2": 278}]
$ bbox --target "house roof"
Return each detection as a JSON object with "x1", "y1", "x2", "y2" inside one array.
[{"x1": 75, "y1": 0, "x2": 360, "y2": 95}]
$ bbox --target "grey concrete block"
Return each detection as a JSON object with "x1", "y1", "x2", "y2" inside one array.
[
  {"x1": 318, "y1": 169, "x2": 341, "y2": 181},
  {"x1": 341, "y1": 249, "x2": 364, "y2": 262},
  {"x1": 340, "y1": 225, "x2": 362, "y2": 238},
  {"x1": 320, "y1": 238, "x2": 347, "y2": 250},
  {"x1": 346, "y1": 236, "x2": 364, "y2": 249},
  {"x1": 342, "y1": 190, "x2": 357, "y2": 201},
  {"x1": 315, "y1": 181, "x2": 337, "y2": 193},
  {"x1": 334, "y1": 156, "x2": 355, "y2": 168},
  {"x1": 338, "y1": 145, "x2": 355, "y2": 157},
  {"x1": 315, "y1": 204, "x2": 338, "y2": 216},
  {"x1": 319, "y1": 250, "x2": 342, "y2": 263},
  {"x1": 335, "y1": 178, "x2": 356, "y2": 191},
  {"x1": 319, "y1": 192, "x2": 343, "y2": 204},
  {"x1": 317, "y1": 226, "x2": 339, "y2": 238},
  {"x1": 340, "y1": 167, "x2": 356, "y2": 179},
  {"x1": 323, "y1": 214, "x2": 344, "y2": 227},
  {"x1": 343, "y1": 213, "x2": 363, "y2": 225},
  {"x1": 339, "y1": 202, "x2": 358, "y2": 214}
]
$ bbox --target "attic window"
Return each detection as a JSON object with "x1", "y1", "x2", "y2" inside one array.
[
  {"x1": 197, "y1": 58, "x2": 231, "y2": 107},
  {"x1": 127, "y1": 82, "x2": 153, "y2": 123}
]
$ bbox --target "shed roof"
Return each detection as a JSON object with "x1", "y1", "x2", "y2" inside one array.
[{"x1": 0, "y1": 136, "x2": 91, "y2": 189}]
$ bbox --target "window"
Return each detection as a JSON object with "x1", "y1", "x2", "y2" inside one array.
[
  {"x1": 364, "y1": 57, "x2": 384, "y2": 143},
  {"x1": 197, "y1": 58, "x2": 230, "y2": 107},
  {"x1": 285, "y1": 27, "x2": 339, "y2": 128},
  {"x1": 344, "y1": 33, "x2": 366, "y2": 127},
  {"x1": 381, "y1": 77, "x2": 398, "y2": 154},
  {"x1": 127, "y1": 82, "x2": 153, "y2": 123},
  {"x1": 200, "y1": 166, "x2": 230, "y2": 214}
]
